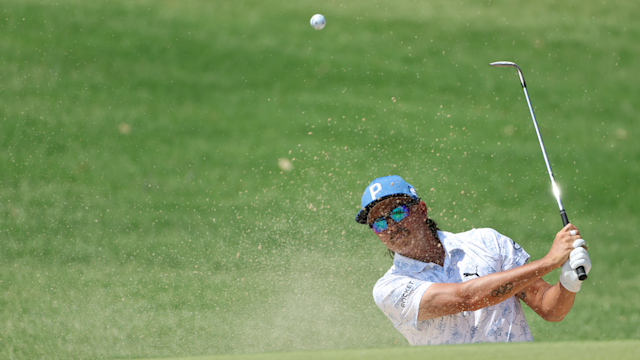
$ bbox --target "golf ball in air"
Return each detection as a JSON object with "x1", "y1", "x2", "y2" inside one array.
[{"x1": 310, "y1": 14, "x2": 326, "y2": 30}]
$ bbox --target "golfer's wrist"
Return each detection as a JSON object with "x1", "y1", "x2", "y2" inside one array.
[{"x1": 537, "y1": 256, "x2": 561, "y2": 274}]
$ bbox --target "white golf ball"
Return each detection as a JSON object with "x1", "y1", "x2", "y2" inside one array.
[{"x1": 310, "y1": 14, "x2": 326, "y2": 30}]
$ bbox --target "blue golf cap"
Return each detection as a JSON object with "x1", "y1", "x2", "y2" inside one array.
[{"x1": 355, "y1": 175, "x2": 419, "y2": 224}]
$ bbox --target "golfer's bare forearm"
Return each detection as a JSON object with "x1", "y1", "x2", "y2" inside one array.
[
  {"x1": 418, "y1": 257, "x2": 556, "y2": 320},
  {"x1": 460, "y1": 258, "x2": 557, "y2": 310}
]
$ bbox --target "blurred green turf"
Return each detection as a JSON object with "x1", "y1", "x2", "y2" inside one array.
[
  {"x1": 140, "y1": 340, "x2": 640, "y2": 360},
  {"x1": 0, "y1": 0, "x2": 639, "y2": 359}
]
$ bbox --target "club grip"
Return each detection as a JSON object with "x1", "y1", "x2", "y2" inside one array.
[
  {"x1": 559, "y1": 209, "x2": 588, "y2": 281},
  {"x1": 560, "y1": 209, "x2": 569, "y2": 226}
]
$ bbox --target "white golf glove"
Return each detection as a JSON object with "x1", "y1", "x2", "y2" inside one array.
[{"x1": 559, "y1": 239, "x2": 592, "y2": 292}]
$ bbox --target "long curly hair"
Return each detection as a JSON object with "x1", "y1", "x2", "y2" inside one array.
[{"x1": 386, "y1": 217, "x2": 440, "y2": 259}]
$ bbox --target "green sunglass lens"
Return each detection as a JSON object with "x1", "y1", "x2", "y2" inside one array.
[
  {"x1": 389, "y1": 205, "x2": 409, "y2": 222},
  {"x1": 372, "y1": 219, "x2": 387, "y2": 233}
]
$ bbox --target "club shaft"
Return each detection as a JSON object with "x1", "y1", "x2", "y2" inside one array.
[{"x1": 521, "y1": 86, "x2": 566, "y2": 214}]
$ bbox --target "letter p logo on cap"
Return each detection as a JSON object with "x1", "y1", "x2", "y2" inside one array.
[{"x1": 369, "y1": 183, "x2": 382, "y2": 200}]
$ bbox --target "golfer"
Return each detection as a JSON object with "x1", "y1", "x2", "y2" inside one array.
[{"x1": 356, "y1": 175, "x2": 592, "y2": 345}]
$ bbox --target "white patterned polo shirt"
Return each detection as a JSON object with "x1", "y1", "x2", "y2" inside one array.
[{"x1": 373, "y1": 228, "x2": 534, "y2": 345}]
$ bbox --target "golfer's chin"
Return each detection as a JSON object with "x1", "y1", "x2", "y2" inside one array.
[{"x1": 387, "y1": 232, "x2": 412, "y2": 252}]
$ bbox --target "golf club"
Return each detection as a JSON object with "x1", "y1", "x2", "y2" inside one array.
[{"x1": 489, "y1": 61, "x2": 587, "y2": 281}]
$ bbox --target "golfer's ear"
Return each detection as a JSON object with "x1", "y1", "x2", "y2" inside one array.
[{"x1": 418, "y1": 201, "x2": 428, "y2": 218}]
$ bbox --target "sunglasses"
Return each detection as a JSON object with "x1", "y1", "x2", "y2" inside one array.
[{"x1": 369, "y1": 198, "x2": 420, "y2": 234}]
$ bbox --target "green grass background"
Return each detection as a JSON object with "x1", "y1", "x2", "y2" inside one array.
[{"x1": 1, "y1": 0, "x2": 638, "y2": 359}]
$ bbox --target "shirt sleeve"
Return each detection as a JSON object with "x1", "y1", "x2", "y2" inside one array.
[
  {"x1": 372, "y1": 274, "x2": 432, "y2": 331},
  {"x1": 489, "y1": 229, "x2": 530, "y2": 271}
]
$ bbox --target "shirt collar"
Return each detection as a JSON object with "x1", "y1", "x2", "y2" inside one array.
[
  {"x1": 393, "y1": 253, "x2": 430, "y2": 273},
  {"x1": 438, "y1": 231, "x2": 464, "y2": 252},
  {"x1": 392, "y1": 231, "x2": 465, "y2": 272}
]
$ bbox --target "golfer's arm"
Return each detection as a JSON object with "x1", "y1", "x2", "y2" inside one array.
[
  {"x1": 417, "y1": 258, "x2": 555, "y2": 321},
  {"x1": 518, "y1": 279, "x2": 576, "y2": 322}
]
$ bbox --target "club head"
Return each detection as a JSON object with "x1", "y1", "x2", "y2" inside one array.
[
  {"x1": 489, "y1": 61, "x2": 518, "y2": 67},
  {"x1": 490, "y1": 61, "x2": 525, "y2": 87}
]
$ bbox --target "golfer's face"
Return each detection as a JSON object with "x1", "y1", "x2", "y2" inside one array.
[{"x1": 367, "y1": 197, "x2": 426, "y2": 253}]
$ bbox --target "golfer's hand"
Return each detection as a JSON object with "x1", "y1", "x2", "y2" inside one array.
[
  {"x1": 546, "y1": 224, "x2": 582, "y2": 268},
  {"x1": 559, "y1": 239, "x2": 592, "y2": 292}
]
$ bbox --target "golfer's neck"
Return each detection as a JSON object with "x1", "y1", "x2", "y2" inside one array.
[{"x1": 398, "y1": 235, "x2": 445, "y2": 266}]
